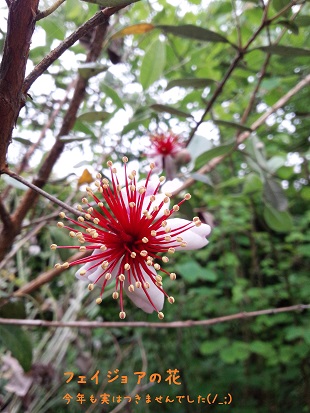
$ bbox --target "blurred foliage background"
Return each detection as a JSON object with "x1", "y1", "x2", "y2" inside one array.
[{"x1": 0, "y1": 0, "x2": 310, "y2": 412}]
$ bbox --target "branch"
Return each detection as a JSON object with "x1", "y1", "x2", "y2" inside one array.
[
  {"x1": 13, "y1": 250, "x2": 90, "y2": 297},
  {"x1": 2, "y1": 168, "x2": 81, "y2": 217},
  {"x1": 173, "y1": 73, "x2": 310, "y2": 196},
  {"x1": 0, "y1": 304, "x2": 308, "y2": 328},
  {"x1": 0, "y1": 198, "x2": 14, "y2": 230},
  {"x1": 0, "y1": 0, "x2": 40, "y2": 171},
  {"x1": 36, "y1": 0, "x2": 66, "y2": 21}
]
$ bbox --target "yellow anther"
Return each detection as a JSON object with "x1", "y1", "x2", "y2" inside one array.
[
  {"x1": 82, "y1": 197, "x2": 88, "y2": 204},
  {"x1": 142, "y1": 237, "x2": 149, "y2": 243},
  {"x1": 96, "y1": 297, "x2": 102, "y2": 304},
  {"x1": 164, "y1": 209, "x2": 170, "y2": 216},
  {"x1": 107, "y1": 160, "x2": 113, "y2": 167},
  {"x1": 124, "y1": 263, "x2": 130, "y2": 270},
  {"x1": 181, "y1": 242, "x2": 187, "y2": 247},
  {"x1": 155, "y1": 275, "x2": 162, "y2": 282},
  {"x1": 118, "y1": 274, "x2": 125, "y2": 282},
  {"x1": 100, "y1": 245, "x2": 107, "y2": 251},
  {"x1": 168, "y1": 247, "x2": 175, "y2": 254},
  {"x1": 159, "y1": 176, "x2": 165, "y2": 183},
  {"x1": 93, "y1": 218, "x2": 100, "y2": 225},
  {"x1": 79, "y1": 246, "x2": 86, "y2": 252},
  {"x1": 168, "y1": 296, "x2": 175, "y2": 304},
  {"x1": 154, "y1": 263, "x2": 161, "y2": 270},
  {"x1": 129, "y1": 202, "x2": 135, "y2": 208},
  {"x1": 54, "y1": 263, "x2": 61, "y2": 268},
  {"x1": 176, "y1": 236, "x2": 183, "y2": 242},
  {"x1": 170, "y1": 272, "x2": 177, "y2": 280},
  {"x1": 161, "y1": 220, "x2": 167, "y2": 227},
  {"x1": 77, "y1": 205, "x2": 83, "y2": 211},
  {"x1": 69, "y1": 231, "x2": 76, "y2": 237},
  {"x1": 122, "y1": 156, "x2": 128, "y2": 163},
  {"x1": 78, "y1": 216, "x2": 84, "y2": 222},
  {"x1": 163, "y1": 196, "x2": 169, "y2": 203},
  {"x1": 173, "y1": 205, "x2": 180, "y2": 212},
  {"x1": 151, "y1": 230, "x2": 157, "y2": 237},
  {"x1": 144, "y1": 282, "x2": 150, "y2": 289},
  {"x1": 85, "y1": 213, "x2": 91, "y2": 220},
  {"x1": 165, "y1": 235, "x2": 172, "y2": 241},
  {"x1": 149, "y1": 162, "x2": 155, "y2": 169},
  {"x1": 88, "y1": 283, "x2": 94, "y2": 291},
  {"x1": 105, "y1": 273, "x2": 112, "y2": 280},
  {"x1": 98, "y1": 202, "x2": 104, "y2": 207},
  {"x1": 131, "y1": 252, "x2": 137, "y2": 258},
  {"x1": 130, "y1": 185, "x2": 135, "y2": 192},
  {"x1": 128, "y1": 284, "x2": 135, "y2": 292},
  {"x1": 162, "y1": 256, "x2": 169, "y2": 263},
  {"x1": 80, "y1": 269, "x2": 87, "y2": 276},
  {"x1": 138, "y1": 186, "x2": 146, "y2": 194},
  {"x1": 50, "y1": 244, "x2": 57, "y2": 250},
  {"x1": 62, "y1": 262, "x2": 69, "y2": 268},
  {"x1": 158, "y1": 312, "x2": 164, "y2": 319},
  {"x1": 119, "y1": 311, "x2": 126, "y2": 319},
  {"x1": 140, "y1": 250, "x2": 148, "y2": 257},
  {"x1": 59, "y1": 212, "x2": 66, "y2": 218},
  {"x1": 101, "y1": 261, "x2": 109, "y2": 269},
  {"x1": 96, "y1": 173, "x2": 102, "y2": 179},
  {"x1": 136, "y1": 281, "x2": 142, "y2": 288},
  {"x1": 184, "y1": 193, "x2": 191, "y2": 200},
  {"x1": 150, "y1": 195, "x2": 156, "y2": 202},
  {"x1": 57, "y1": 222, "x2": 64, "y2": 228}
]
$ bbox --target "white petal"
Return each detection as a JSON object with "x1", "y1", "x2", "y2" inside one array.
[
  {"x1": 124, "y1": 265, "x2": 164, "y2": 313},
  {"x1": 167, "y1": 218, "x2": 211, "y2": 250},
  {"x1": 75, "y1": 250, "x2": 104, "y2": 281},
  {"x1": 143, "y1": 193, "x2": 170, "y2": 219}
]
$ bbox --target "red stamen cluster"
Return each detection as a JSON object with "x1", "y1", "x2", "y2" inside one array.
[{"x1": 51, "y1": 157, "x2": 203, "y2": 319}]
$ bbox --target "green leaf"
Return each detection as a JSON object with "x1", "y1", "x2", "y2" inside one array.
[
  {"x1": 140, "y1": 38, "x2": 166, "y2": 90},
  {"x1": 158, "y1": 24, "x2": 230, "y2": 44},
  {"x1": 0, "y1": 326, "x2": 33, "y2": 372},
  {"x1": 257, "y1": 45, "x2": 310, "y2": 56},
  {"x1": 214, "y1": 119, "x2": 252, "y2": 132},
  {"x1": 263, "y1": 203, "x2": 293, "y2": 232},
  {"x1": 187, "y1": 134, "x2": 213, "y2": 162},
  {"x1": 101, "y1": 84, "x2": 125, "y2": 109},
  {"x1": 220, "y1": 341, "x2": 250, "y2": 363},
  {"x1": 77, "y1": 111, "x2": 111, "y2": 123},
  {"x1": 243, "y1": 173, "x2": 263, "y2": 194},
  {"x1": 267, "y1": 156, "x2": 286, "y2": 173},
  {"x1": 294, "y1": 15, "x2": 310, "y2": 27},
  {"x1": 195, "y1": 143, "x2": 235, "y2": 169},
  {"x1": 175, "y1": 261, "x2": 217, "y2": 283},
  {"x1": 200, "y1": 338, "x2": 229, "y2": 355},
  {"x1": 13, "y1": 137, "x2": 33, "y2": 146},
  {"x1": 166, "y1": 78, "x2": 216, "y2": 90},
  {"x1": 1, "y1": 175, "x2": 28, "y2": 190},
  {"x1": 277, "y1": 20, "x2": 299, "y2": 35},
  {"x1": 78, "y1": 63, "x2": 108, "y2": 79},
  {"x1": 263, "y1": 178, "x2": 288, "y2": 211},
  {"x1": 38, "y1": 19, "x2": 65, "y2": 41},
  {"x1": 150, "y1": 104, "x2": 193, "y2": 118}
]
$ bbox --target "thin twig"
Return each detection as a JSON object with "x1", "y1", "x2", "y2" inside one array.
[
  {"x1": 23, "y1": 5, "x2": 124, "y2": 93},
  {"x1": 0, "y1": 304, "x2": 308, "y2": 328},
  {"x1": 2, "y1": 169, "x2": 80, "y2": 217},
  {"x1": 12, "y1": 250, "x2": 90, "y2": 297},
  {"x1": 36, "y1": 0, "x2": 66, "y2": 21},
  {"x1": 173, "y1": 73, "x2": 310, "y2": 196}
]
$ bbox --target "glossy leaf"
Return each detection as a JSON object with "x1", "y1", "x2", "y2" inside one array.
[
  {"x1": 150, "y1": 104, "x2": 193, "y2": 118},
  {"x1": 257, "y1": 45, "x2": 310, "y2": 56},
  {"x1": 263, "y1": 204, "x2": 293, "y2": 232},
  {"x1": 195, "y1": 143, "x2": 235, "y2": 169},
  {"x1": 263, "y1": 178, "x2": 288, "y2": 211},
  {"x1": 78, "y1": 63, "x2": 108, "y2": 79},
  {"x1": 243, "y1": 173, "x2": 263, "y2": 194},
  {"x1": 158, "y1": 24, "x2": 230, "y2": 44},
  {"x1": 140, "y1": 39, "x2": 166, "y2": 90},
  {"x1": 214, "y1": 119, "x2": 252, "y2": 132},
  {"x1": 77, "y1": 111, "x2": 111, "y2": 123},
  {"x1": 166, "y1": 78, "x2": 216, "y2": 90}
]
